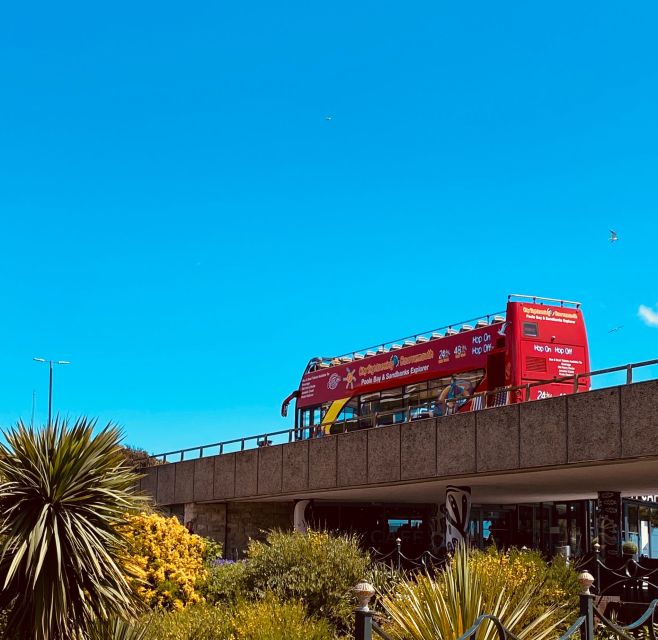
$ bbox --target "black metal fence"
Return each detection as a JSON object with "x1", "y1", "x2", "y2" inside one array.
[
  {"x1": 585, "y1": 545, "x2": 658, "y2": 604},
  {"x1": 368, "y1": 537, "x2": 445, "y2": 572}
]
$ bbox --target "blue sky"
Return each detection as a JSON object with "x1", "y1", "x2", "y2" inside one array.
[{"x1": 1, "y1": 1, "x2": 657, "y2": 454}]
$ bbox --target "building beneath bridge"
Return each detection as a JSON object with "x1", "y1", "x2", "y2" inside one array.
[{"x1": 139, "y1": 380, "x2": 658, "y2": 560}]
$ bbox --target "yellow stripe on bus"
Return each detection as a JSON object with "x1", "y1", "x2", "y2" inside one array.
[{"x1": 321, "y1": 398, "x2": 351, "y2": 434}]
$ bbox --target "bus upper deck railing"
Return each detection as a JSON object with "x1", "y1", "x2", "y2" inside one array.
[
  {"x1": 320, "y1": 309, "x2": 506, "y2": 366},
  {"x1": 143, "y1": 357, "x2": 658, "y2": 465},
  {"x1": 315, "y1": 296, "x2": 580, "y2": 368}
]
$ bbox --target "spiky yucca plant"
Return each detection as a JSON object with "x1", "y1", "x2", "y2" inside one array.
[
  {"x1": 382, "y1": 544, "x2": 566, "y2": 640},
  {"x1": 0, "y1": 418, "x2": 145, "y2": 639}
]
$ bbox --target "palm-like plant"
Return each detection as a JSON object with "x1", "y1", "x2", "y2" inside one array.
[
  {"x1": 0, "y1": 418, "x2": 145, "y2": 639},
  {"x1": 381, "y1": 545, "x2": 566, "y2": 640}
]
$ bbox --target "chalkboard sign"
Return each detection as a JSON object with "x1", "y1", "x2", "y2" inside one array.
[{"x1": 597, "y1": 491, "x2": 622, "y2": 557}]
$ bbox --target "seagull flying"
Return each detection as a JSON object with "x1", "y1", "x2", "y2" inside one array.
[
  {"x1": 609, "y1": 230, "x2": 618, "y2": 243},
  {"x1": 325, "y1": 115, "x2": 333, "y2": 121},
  {"x1": 608, "y1": 325, "x2": 623, "y2": 333}
]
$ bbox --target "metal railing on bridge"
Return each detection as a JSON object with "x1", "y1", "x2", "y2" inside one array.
[{"x1": 143, "y1": 358, "x2": 658, "y2": 466}]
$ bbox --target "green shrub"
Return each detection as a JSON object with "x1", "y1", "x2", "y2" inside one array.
[
  {"x1": 143, "y1": 603, "x2": 230, "y2": 640},
  {"x1": 143, "y1": 597, "x2": 334, "y2": 640},
  {"x1": 469, "y1": 546, "x2": 580, "y2": 627},
  {"x1": 243, "y1": 529, "x2": 369, "y2": 632},
  {"x1": 231, "y1": 594, "x2": 335, "y2": 640},
  {"x1": 201, "y1": 559, "x2": 249, "y2": 604}
]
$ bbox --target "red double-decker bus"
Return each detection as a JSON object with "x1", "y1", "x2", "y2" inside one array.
[{"x1": 281, "y1": 294, "x2": 590, "y2": 435}]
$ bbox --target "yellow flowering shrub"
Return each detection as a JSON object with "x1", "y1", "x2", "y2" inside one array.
[
  {"x1": 124, "y1": 512, "x2": 209, "y2": 611},
  {"x1": 468, "y1": 546, "x2": 579, "y2": 631}
]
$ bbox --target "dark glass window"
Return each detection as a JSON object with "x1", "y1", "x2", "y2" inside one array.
[{"x1": 523, "y1": 322, "x2": 539, "y2": 337}]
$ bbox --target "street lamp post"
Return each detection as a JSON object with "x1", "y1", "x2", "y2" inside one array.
[{"x1": 33, "y1": 358, "x2": 71, "y2": 426}]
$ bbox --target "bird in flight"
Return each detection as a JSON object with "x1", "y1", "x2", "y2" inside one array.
[
  {"x1": 608, "y1": 325, "x2": 623, "y2": 333},
  {"x1": 609, "y1": 230, "x2": 618, "y2": 243},
  {"x1": 325, "y1": 115, "x2": 333, "y2": 121}
]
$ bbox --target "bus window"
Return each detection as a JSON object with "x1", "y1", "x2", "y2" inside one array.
[
  {"x1": 378, "y1": 387, "x2": 405, "y2": 424},
  {"x1": 523, "y1": 322, "x2": 539, "y2": 337}
]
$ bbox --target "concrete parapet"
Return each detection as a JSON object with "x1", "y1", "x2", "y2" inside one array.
[
  {"x1": 156, "y1": 463, "x2": 175, "y2": 504},
  {"x1": 214, "y1": 453, "x2": 236, "y2": 499},
  {"x1": 401, "y1": 418, "x2": 436, "y2": 480},
  {"x1": 368, "y1": 424, "x2": 401, "y2": 484},
  {"x1": 568, "y1": 387, "x2": 621, "y2": 462},
  {"x1": 258, "y1": 444, "x2": 283, "y2": 495},
  {"x1": 282, "y1": 440, "x2": 309, "y2": 493},
  {"x1": 234, "y1": 450, "x2": 258, "y2": 498},
  {"x1": 337, "y1": 429, "x2": 367, "y2": 486},
  {"x1": 139, "y1": 466, "x2": 157, "y2": 499},
  {"x1": 476, "y1": 405, "x2": 520, "y2": 472},
  {"x1": 141, "y1": 381, "x2": 657, "y2": 507},
  {"x1": 174, "y1": 460, "x2": 195, "y2": 503},
  {"x1": 519, "y1": 396, "x2": 568, "y2": 467},
  {"x1": 194, "y1": 457, "x2": 215, "y2": 502},
  {"x1": 308, "y1": 436, "x2": 337, "y2": 489},
  {"x1": 621, "y1": 379, "x2": 658, "y2": 458},
  {"x1": 437, "y1": 413, "x2": 476, "y2": 476}
]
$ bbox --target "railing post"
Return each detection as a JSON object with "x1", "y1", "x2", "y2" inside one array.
[
  {"x1": 355, "y1": 610, "x2": 373, "y2": 640},
  {"x1": 626, "y1": 364, "x2": 633, "y2": 384},
  {"x1": 219, "y1": 443, "x2": 224, "y2": 455},
  {"x1": 396, "y1": 537, "x2": 402, "y2": 571},
  {"x1": 241, "y1": 439, "x2": 245, "y2": 451},
  {"x1": 353, "y1": 582, "x2": 375, "y2": 640},
  {"x1": 594, "y1": 542, "x2": 601, "y2": 594},
  {"x1": 578, "y1": 572, "x2": 595, "y2": 640},
  {"x1": 573, "y1": 373, "x2": 579, "y2": 393},
  {"x1": 525, "y1": 383, "x2": 531, "y2": 401}
]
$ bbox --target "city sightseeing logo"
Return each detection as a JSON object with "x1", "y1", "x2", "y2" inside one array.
[{"x1": 328, "y1": 373, "x2": 341, "y2": 390}]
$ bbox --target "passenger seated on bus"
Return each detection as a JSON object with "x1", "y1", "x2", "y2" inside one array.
[{"x1": 435, "y1": 376, "x2": 474, "y2": 416}]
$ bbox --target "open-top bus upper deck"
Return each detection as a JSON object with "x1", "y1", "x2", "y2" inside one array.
[{"x1": 282, "y1": 295, "x2": 590, "y2": 433}]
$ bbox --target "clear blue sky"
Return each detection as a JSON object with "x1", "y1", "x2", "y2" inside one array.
[{"x1": 1, "y1": 1, "x2": 657, "y2": 454}]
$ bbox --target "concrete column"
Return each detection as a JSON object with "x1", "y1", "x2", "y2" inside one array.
[{"x1": 293, "y1": 500, "x2": 311, "y2": 532}]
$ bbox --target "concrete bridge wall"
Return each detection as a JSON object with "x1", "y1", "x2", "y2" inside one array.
[{"x1": 140, "y1": 380, "x2": 658, "y2": 506}]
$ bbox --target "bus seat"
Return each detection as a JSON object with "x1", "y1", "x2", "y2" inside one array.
[
  {"x1": 416, "y1": 336, "x2": 429, "y2": 343},
  {"x1": 460, "y1": 324, "x2": 473, "y2": 332}
]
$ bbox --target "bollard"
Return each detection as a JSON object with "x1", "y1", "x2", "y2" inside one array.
[
  {"x1": 578, "y1": 572, "x2": 595, "y2": 640},
  {"x1": 396, "y1": 537, "x2": 402, "y2": 571},
  {"x1": 353, "y1": 581, "x2": 375, "y2": 640}
]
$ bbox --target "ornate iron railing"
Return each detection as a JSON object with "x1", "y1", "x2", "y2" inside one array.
[
  {"x1": 143, "y1": 357, "x2": 658, "y2": 465},
  {"x1": 588, "y1": 545, "x2": 658, "y2": 602}
]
